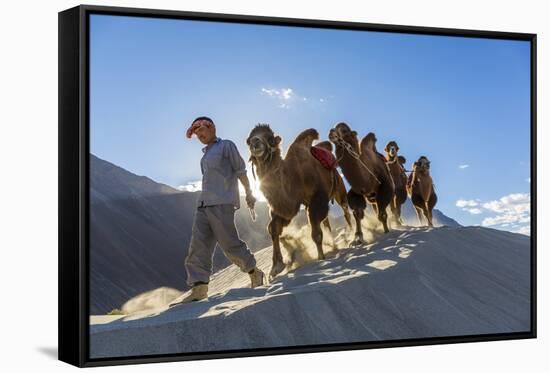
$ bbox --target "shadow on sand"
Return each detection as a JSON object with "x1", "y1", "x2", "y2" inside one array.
[{"x1": 91, "y1": 226, "x2": 436, "y2": 329}]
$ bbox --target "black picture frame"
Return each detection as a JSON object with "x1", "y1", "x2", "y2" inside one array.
[{"x1": 58, "y1": 4, "x2": 537, "y2": 368}]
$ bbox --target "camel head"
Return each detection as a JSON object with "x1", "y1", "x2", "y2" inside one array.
[
  {"x1": 414, "y1": 156, "x2": 431, "y2": 174},
  {"x1": 328, "y1": 122, "x2": 358, "y2": 148},
  {"x1": 246, "y1": 123, "x2": 282, "y2": 163},
  {"x1": 385, "y1": 141, "x2": 400, "y2": 160}
]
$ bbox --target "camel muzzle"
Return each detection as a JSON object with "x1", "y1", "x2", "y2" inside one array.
[
  {"x1": 248, "y1": 136, "x2": 279, "y2": 165},
  {"x1": 328, "y1": 128, "x2": 341, "y2": 143},
  {"x1": 248, "y1": 137, "x2": 267, "y2": 158}
]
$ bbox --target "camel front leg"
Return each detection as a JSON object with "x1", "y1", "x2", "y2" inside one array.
[
  {"x1": 395, "y1": 202, "x2": 404, "y2": 226},
  {"x1": 311, "y1": 221, "x2": 325, "y2": 260},
  {"x1": 351, "y1": 208, "x2": 365, "y2": 246},
  {"x1": 333, "y1": 176, "x2": 353, "y2": 229},
  {"x1": 426, "y1": 190, "x2": 437, "y2": 228},
  {"x1": 424, "y1": 202, "x2": 434, "y2": 227},
  {"x1": 268, "y1": 214, "x2": 286, "y2": 280},
  {"x1": 376, "y1": 202, "x2": 390, "y2": 233},
  {"x1": 390, "y1": 197, "x2": 402, "y2": 226},
  {"x1": 308, "y1": 196, "x2": 329, "y2": 260},
  {"x1": 414, "y1": 206, "x2": 424, "y2": 226},
  {"x1": 347, "y1": 190, "x2": 366, "y2": 246},
  {"x1": 322, "y1": 219, "x2": 337, "y2": 250},
  {"x1": 411, "y1": 194, "x2": 427, "y2": 226}
]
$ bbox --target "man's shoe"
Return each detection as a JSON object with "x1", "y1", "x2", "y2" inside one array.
[
  {"x1": 249, "y1": 268, "x2": 265, "y2": 288},
  {"x1": 169, "y1": 284, "x2": 208, "y2": 307}
]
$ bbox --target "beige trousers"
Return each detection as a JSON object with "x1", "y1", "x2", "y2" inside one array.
[{"x1": 185, "y1": 204, "x2": 256, "y2": 286}]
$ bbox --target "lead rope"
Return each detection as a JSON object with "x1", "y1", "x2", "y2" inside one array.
[
  {"x1": 333, "y1": 133, "x2": 382, "y2": 185},
  {"x1": 386, "y1": 156, "x2": 398, "y2": 165},
  {"x1": 249, "y1": 135, "x2": 279, "y2": 182},
  {"x1": 249, "y1": 150, "x2": 282, "y2": 181},
  {"x1": 250, "y1": 160, "x2": 257, "y2": 181},
  {"x1": 386, "y1": 156, "x2": 411, "y2": 180}
]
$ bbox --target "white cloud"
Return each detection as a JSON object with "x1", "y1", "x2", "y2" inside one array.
[
  {"x1": 261, "y1": 87, "x2": 326, "y2": 109},
  {"x1": 515, "y1": 226, "x2": 531, "y2": 236},
  {"x1": 456, "y1": 199, "x2": 483, "y2": 215},
  {"x1": 261, "y1": 88, "x2": 280, "y2": 97},
  {"x1": 177, "y1": 180, "x2": 201, "y2": 192},
  {"x1": 458, "y1": 164, "x2": 469, "y2": 169},
  {"x1": 456, "y1": 193, "x2": 531, "y2": 235},
  {"x1": 261, "y1": 87, "x2": 296, "y2": 109},
  {"x1": 281, "y1": 88, "x2": 293, "y2": 100},
  {"x1": 480, "y1": 193, "x2": 530, "y2": 235},
  {"x1": 456, "y1": 199, "x2": 478, "y2": 208},
  {"x1": 482, "y1": 214, "x2": 519, "y2": 226},
  {"x1": 465, "y1": 208, "x2": 483, "y2": 215},
  {"x1": 481, "y1": 193, "x2": 530, "y2": 214}
]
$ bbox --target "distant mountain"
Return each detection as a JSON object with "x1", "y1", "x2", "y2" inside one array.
[
  {"x1": 89, "y1": 154, "x2": 459, "y2": 314},
  {"x1": 401, "y1": 200, "x2": 460, "y2": 227},
  {"x1": 90, "y1": 155, "x2": 178, "y2": 202},
  {"x1": 89, "y1": 155, "x2": 272, "y2": 314},
  {"x1": 328, "y1": 198, "x2": 460, "y2": 228}
]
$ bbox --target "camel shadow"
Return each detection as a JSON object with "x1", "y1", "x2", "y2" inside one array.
[{"x1": 265, "y1": 226, "x2": 435, "y2": 295}]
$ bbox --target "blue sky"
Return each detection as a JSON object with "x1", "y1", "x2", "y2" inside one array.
[{"x1": 89, "y1": 14, "x2": 532, "y2": 235}]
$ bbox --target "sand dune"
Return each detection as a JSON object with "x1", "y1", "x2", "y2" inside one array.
[
  {"x1": 89, "y1": 226, "x2": 530, "y2": 358},
  {"x1": 89, "y1": 154, "x2": 459, "y2": 314}
]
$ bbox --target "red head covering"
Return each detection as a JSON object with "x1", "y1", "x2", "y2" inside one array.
[{"x1": 186, "y1": 117, "x2": 216, "y2": 139}]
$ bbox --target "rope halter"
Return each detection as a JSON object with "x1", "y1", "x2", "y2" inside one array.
[{"x1": 331, "y1": 130, "x2": 382, "y2": 185}]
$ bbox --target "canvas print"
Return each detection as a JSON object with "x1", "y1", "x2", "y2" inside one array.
[{"x1": 88, "y1": 14, "x2": 532, "y2": 359}]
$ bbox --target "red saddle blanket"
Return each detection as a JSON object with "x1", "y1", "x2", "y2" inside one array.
[{"x1": 310, "y1": 145, "x2": 337, "y2": 170}]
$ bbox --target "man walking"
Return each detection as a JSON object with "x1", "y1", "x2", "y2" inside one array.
[{"x1": 171, "y1": 116, "x2": 265, "y2": 306}]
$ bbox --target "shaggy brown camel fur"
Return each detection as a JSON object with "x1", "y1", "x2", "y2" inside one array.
[
  {"x1": 313, "y1": 140, "x2": 353, "y2": 230},
  {"x1": 384, "y1": 141, "x2": 408, "y2": 226},
  {"x1": 407, "y1": 156, "x2": 437, "y2": 227},
  {"x1": 246, "y1": 124, "x2": 351, "y2": 279},
  {"x1": 328, "y1": 122, "x2": 395, "y2": 244}
]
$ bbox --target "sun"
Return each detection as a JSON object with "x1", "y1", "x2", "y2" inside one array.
[
  {"x1": 250, "y1": 180, "x2": 267, "y2": 202},
  {"x1": 238, "y1": 171, "x2": 267, "y2": 202}
]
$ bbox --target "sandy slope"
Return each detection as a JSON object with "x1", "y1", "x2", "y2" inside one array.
[
  {"x1": 89, "y1": 154, "x2": 460, "y2": 314},
  {"x1": 89, "y1": 226, "x2": 530, "y2": 358}
]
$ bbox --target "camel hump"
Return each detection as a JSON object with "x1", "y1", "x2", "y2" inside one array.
[
  {"x1": 360, "y1": 132, "x2": 377, "y2": 152},
  {"x1": 398, "y1": 155, "x2": 406, "y2": 165},
  {"x1": 315, "y1": 140, "x2": 333, "y2": 152},
  {"x1": 293, "y1": 128, "x2": 319, "y2": 146}
]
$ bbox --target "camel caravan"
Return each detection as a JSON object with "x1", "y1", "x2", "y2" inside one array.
[{"x1": 246, "y1": 122, "x2": 437, "y2": 280}]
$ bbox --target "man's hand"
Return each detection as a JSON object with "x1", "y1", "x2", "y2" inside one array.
[
  {"x1": 245, "y1": 190, "x2": 256, "y2": 210},
  {"x1": 238, "y1": 173, "x2": 256, "y2": 210}
]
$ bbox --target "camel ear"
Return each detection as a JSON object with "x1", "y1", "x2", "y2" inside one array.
[
  {"x1": 351, "y1": 130, "x2": 357, "y2": 137},
  {"x1": 274, "y1": 136, "x2": 282, "y2": 145}
]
